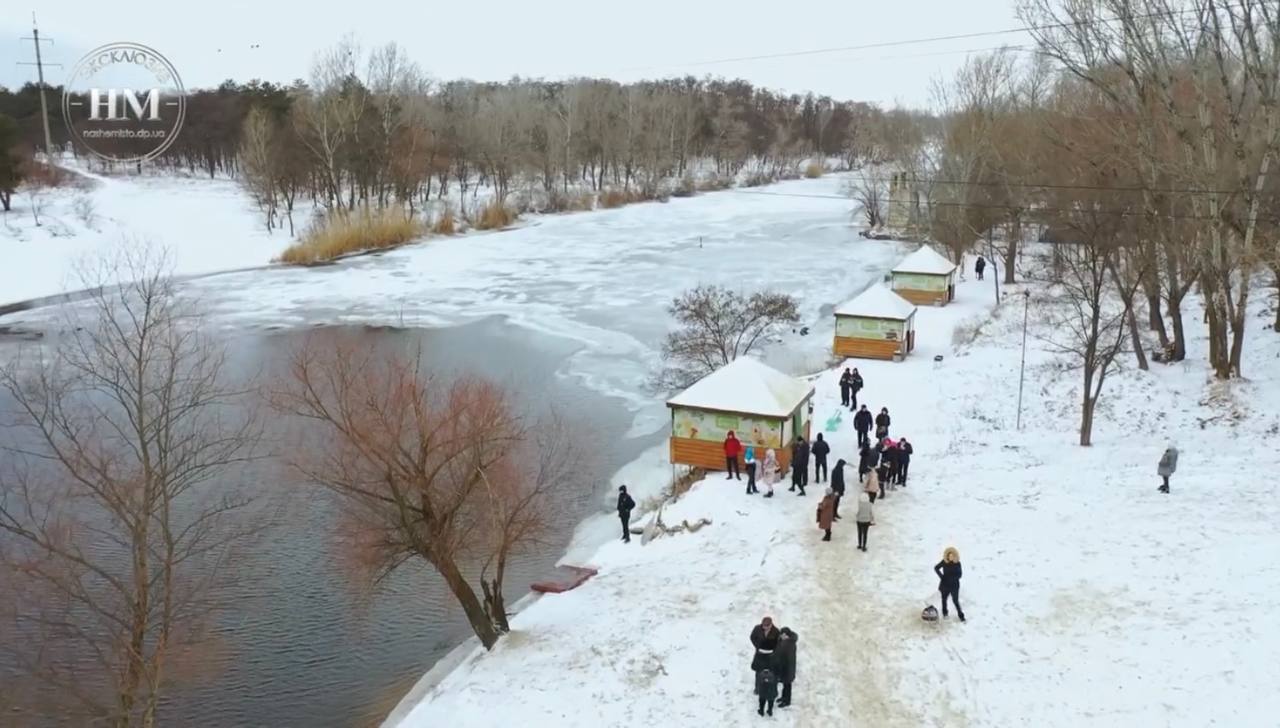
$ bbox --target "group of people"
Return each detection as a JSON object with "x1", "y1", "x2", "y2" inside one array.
[
  {"x1": 748, "y1": 617, "x2": 797, "y2": 716},
  {"x1": 721, "y1": 430, "x2": 833, "y2": 499}
]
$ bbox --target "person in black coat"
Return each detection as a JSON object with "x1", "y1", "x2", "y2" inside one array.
[
  {"x1": 838, "y1": 368, "x2": 853, "y2": 407},
  {"x1": 830, "y1": 459, "x2": 846, "y2": 519},
  {"x1": 853, "y1": 405, "x2": 873, "y2": 448},
  {"x1": 934, "y1": 548, "x2": 966, "y2": 622},
  {"x1": 750, "y1": 616, "x2": 780, "y2": 691},
  {"x1": 975, "y1": 255, "x2": 986, "y2": 281},
  {"x1": 811, "y1": 433, "x2": 830, "y2": 483},
  {"x1": 882, "y1": 440, "x2": 899, "y2": 487},
  {"x1": 874, "y1": 408, "x2": 891, "y2": 440},
  {"x1": 896, "y1": 437, "x2": 913, "y2": 486},
  {"x1": 849, "y1": 369, "x2": 864, "y2": 410},
  {"x1": 874, "y1": 440, "x2": 890, "y2": 498},
  {"x1": 616, "y1": 486, "x2": 636, "y2": 543},
  {"x1": 790, "y1": 437, "x2": 810, "y2": 494},
  {"x1": 858, "y1": 443, "x2": 876, "y2": 481},
  {"x1": 774, "y1": 627, "x2": 798, "y2": 708}
]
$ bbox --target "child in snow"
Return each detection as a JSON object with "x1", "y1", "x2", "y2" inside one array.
[
  {"x1": 761, "y1": 449, "x2": 779, "y2": 498},
  {"x1": 756, "y1": 666, "x2": 779, "y2": 716},
  {"x1": 1157, "y1": 444, "x2": 1178, "y2": 493},
  {"x1": 744, "y1": 446, "x2": 758, "y2": 495}
]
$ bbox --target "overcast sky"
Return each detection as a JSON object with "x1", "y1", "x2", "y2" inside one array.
[{"x1": 3, "y1": 0, "x2": 1026, "y2": 107}]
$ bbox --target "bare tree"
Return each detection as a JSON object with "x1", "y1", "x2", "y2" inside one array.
[
  {"x1": 269, "y1": 343, "x2": 577, "y2": 649},
  {"x1": 847, "y1": 172, "x2": 886, "y2": 229},
  {"x1": 0, "y1": 245, "x2": 261, "y2": 727},
  {"x1": 655, "y1": 286, "x2": 800, "y2": 390}
]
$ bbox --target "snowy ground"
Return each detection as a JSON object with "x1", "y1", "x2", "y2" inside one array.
[
  {"x1": 0, "y1": 166, "x2": 301, "y2": 307},
  {"x1": 390, "y1": 271, "x2": 1280, "y2": 728}
]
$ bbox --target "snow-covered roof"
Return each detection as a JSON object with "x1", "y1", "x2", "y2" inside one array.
[
  {"x1": 834, "y1": 284, "x2": 917, "y2": 320},
  {"x1": 666, "y1": 357, "x2": 814, "y2": 418},
  {"x1": 893, "y1": 246, "x2": 958, "y2": 276}
]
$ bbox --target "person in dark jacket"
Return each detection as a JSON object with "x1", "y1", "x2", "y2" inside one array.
[
  {"x1": 874, "y1": 440, "x2": 890, "y2": 497},
  {"x1": 975, "y1": 255, "x2": 986, "y2": 281},
  {"x1": 774, "y1": 627, "x2": 798, "y2": 708},
  {"x1": 756, "y1": 667, "x2": 778, "y2": 716},
  {"x1": 724, "y1": 431, "x2": 742, "y2": 481},
  {"x1": 874, "y1": 408, "x2": 891, "y2": 440},
  {"x1": 850, "y1": 368, "x2": 864, "y2": 410},
  {"x1": 882, "y1": 439, "x2": 900, "y2": 488},
  {"x1": 858, "y1": 442, "x2": 876, "y2": 481},
  {"x1": 1157, "y1": 444, "x2": 1178, "y2": 493},
  {"x1": 838, "y1": 368, "x2": 853, "y2": 407},
  {"x1": 811, "y1": 433, "x2": 830, "y2": 483},
  {"x1": 853, "y1": 405, "x2": 873, "y2": 448},
  {"x1": 934, "y1": 547, "x2": 965, "y2": 622},
  {"x1": 750, "y1": 616, "x2": 780, "y2": 692},
  {"x1": 896, "y1": 437, "x2": 913, "y2": 486},
  {"x1": 790, "y1": 437, "x2": 809, "y2": 494},
  {"x1": 830, "y1": 459, "x2": 846, "y2": 519},
  {"x1": 617, "y1": 485, "x2": 636, "y2": 543}
]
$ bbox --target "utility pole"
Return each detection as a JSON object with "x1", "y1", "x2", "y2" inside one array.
[
  {"x1": 18, "y1": 12, "x2": 60, "y2": 158},
  {"x1": 1016, "y1": 289, "x2": 1030, "y2": 431},
  {"x1": 987, "y1": 227, "x2": 1001, "y2": 305}
]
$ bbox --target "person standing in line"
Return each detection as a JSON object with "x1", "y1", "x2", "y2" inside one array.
[
  {"x1": 817, "y1": 488, "x2": 836, "y2": 541},
  {"x1": 775, "y1": 627, "x2": 798, "y2": 708},
  {"x1": 853, "y1": 405, "x2": 873, "y2": 448},
  {"x1": 617, "y1": 485, "x2": 636, "y2": 543},
  {"x1": 1157, "y1": 444, "x2": 1178, "y2": 493},
  {"x1": 724, "y1": 431, "x2": 742, "y2": 481},
  {"x1": 744, "y1": 445, "x2": 758, "y2": 495},
  {"x1": 863, "y1": 466, "x2": 880, "y2": 504},
  {"x1": 830, "y1": 459, "x2": 846, "y2": 520},
  {"x1": 896, "y1": 437, "x2": 913, "y2": 487},
  {"x1": 797, "y1": 436, "x2": 811, "y2": 488},
  {"x1": 874, "y1": 407, "x2": 891, "y2": 440},
  {"x1": 975, "y1": 255, "x2": 986, "y2": 281},
  {"x1": 839, "y1": 368, "x2": 853, "y2": 407},
  {"x1": 750, "y1": 616, "x2": 780, "y2": 692},
  {"x1": 789, "y1": 442, "x2": 806, "y2": 496},
  {"x1": 874, "y1": 440, "x2": 890, "y2": 498},
  {"x1": 882, "y1": 438, "x2": 900, "y2": 490},
  {"x1": 756, "y1": 666, "x2": 778, "y2": 717},
  {"x1": 935, "y1": 547, "x2": 966, "y2": 622},
  {"x1": 811, "y1": 433, "x2": 830, "y2": 483},
  {"x1": 855, "y1": 492, "x2": 874, "y2": 552},
  {"x1": 858, "y1": 442, "x2": 875, "y2": 482},
  {"x1": 850, "y1": 368, "x2": 864, "y2": 410}
]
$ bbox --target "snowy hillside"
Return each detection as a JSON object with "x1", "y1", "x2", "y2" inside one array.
[{"x1": 388, "y1": 273, "x2": 1280, "y2": 727}]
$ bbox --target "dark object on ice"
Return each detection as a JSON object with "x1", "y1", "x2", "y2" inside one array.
[
  {"x1": 933, "y1": 354, "x2": 944, "y2": 363},
  {"x1": 799, "y1": 326, "x2": 809, "y2": 336},
  {"x1": 921, "y1": 605, "x2": 939, "y2": 622},
  {"x1": 530, "y1": 565, "x2": 598, "y2": 594}
]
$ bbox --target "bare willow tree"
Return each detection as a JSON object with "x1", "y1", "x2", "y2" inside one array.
[
  {"x1": 0, "y1": 246, "x2": 261, "y2": 727},
  {"x1": 655, "y1": 286, "x2": 800, "y2": 390},
  {"x1": 270, "y1": 342, "x2": 576, "y2": 649}
]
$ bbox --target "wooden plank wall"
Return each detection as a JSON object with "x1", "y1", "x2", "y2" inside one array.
[
  {"x1": 670, "y1": 437, "x2": 794, "y2": 472},
  {"x1": 833, "y1": 335, "x2": 901, "y2": 360},
  {"x1": 893, "y1": 287, "x2": 947, "y2": 306}
]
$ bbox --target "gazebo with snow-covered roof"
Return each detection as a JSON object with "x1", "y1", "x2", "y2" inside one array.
[
  {"x1": 666, "y1": 357, "x2": 815, "y2": 473},
  {"x1": 891, "y1": 245, "x2": 958, "y2": 305},
  {"x1": 833, "y1": 284, "x2": 918, "y2": 361}
]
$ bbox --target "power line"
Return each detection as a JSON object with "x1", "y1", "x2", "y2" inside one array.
[
  {"x1": 618, "y1": 3, "x2": 1210, "y2": 73},
  {"x1": 727, "y1": 189, "x2": 1276, "y2": 223},
  {"x1": 839, "y1": 172, "x2": 1249, "y2": 197}
]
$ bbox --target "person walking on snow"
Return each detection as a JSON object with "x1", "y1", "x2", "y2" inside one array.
[
  {"x1": 811, "y1": 433, "x2": 830, "y2": 483},
  {"x1": 855, "y1": 492, "x2": 874, "y2": 551},
  {"x1": 756, "y1": 666, "x2": 778, "y2": 716},
  {"x1": 882, "y1": 438, "x2": 900, "y2": 490},
  {"x1": 975, "y1": 255, "x2": 986, "y2": 281},
  {"x1": 935, "y1": 547, "x2": 966, "y2": 622},
  {"x1": 750, "y1": 616, "x2": 780, "y2": 691},
  {"x1": 896, "y1": 437, "x2": 913, "y2": 486},
  {"x1": 775, "y1": 627, "x2": 798, "y2": 708},
  {"x1": 616, "y1": 486, "x2": 636, "y2": 543},
  {"x1": 724, "y1": 431, "x2": 742, "y2": 481},
  {"x1": 853, "y1": 405, "x2": 873, "y2": 448},
  {"x1": 816, "y1": 488, "x2": 836, "y2": 541},
  {"x1": 874, "y1": 407, "x2": 891, "y2": 440},
  {"x1": 839, "y1": 368, "x2": 853, "y2": 407},
  {"x1": 762, "y1": 449, "x2": 779, "y2": 498},
  {"x1": 790, "y1": 437, "x2": 809, "y2": 494},
  {"x1": 1157, "y1": 444, "x2": 1178, "y2": 493},
  {"x1": 850, "y1": 368, "x2": 864, "y2": 410},
  {"x1": 830, "y1": 459, "x2": 847, "y2": 520},
  {"x1": 863, "y1": 467, "x2": 880, "y2": 503},
  {"x1": 744, "y1": 445, "x2": 758, "y2": 495}
]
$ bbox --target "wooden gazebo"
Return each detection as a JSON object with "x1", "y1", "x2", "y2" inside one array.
[
  {"x1": 891, "y1": 246, "x2": 958, "y2": 305},
  {"x1": 833, "y1": 284, "x2": 918, "y2": 360},
  {"x1": 666, "y1": 357, "x2": 815, "y2": 472}
]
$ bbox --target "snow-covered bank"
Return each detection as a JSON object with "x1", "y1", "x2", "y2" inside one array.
[{"x1": 389, "y1": 271, "x2": 1280, "y2": 727}]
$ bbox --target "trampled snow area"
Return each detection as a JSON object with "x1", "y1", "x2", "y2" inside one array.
[
  {"x1": 390, "y1": 272, "x2": 1280, "y2": 728},
  {"x1": 0, "y1": 166, "x2": 298, "y2": 307}
]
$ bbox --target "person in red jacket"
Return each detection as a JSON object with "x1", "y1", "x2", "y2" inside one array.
[{"x1": 723, "y1": 431, "x2": 742, "y2": 480}]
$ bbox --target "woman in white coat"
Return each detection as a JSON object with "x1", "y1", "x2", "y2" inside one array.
[
  {"x1": 854, "y1": 492, "x2": 874, "y2": 552},
  {"x1": 761, "y1": 449, "x2": 779, "y2": 498}
]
